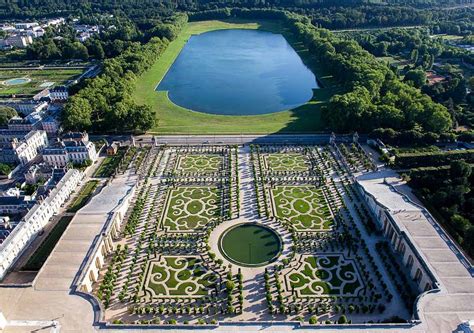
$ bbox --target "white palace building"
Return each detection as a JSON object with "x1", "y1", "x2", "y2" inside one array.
[{"x1": 0, "y1": 168, "x2": 83, "y2": 280}]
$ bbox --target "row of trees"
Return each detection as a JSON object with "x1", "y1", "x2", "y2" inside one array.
[
  {"x1": 395, "y1": 149, "x2": 474, "y2": 169},
  {"x1": 62, "y1": 13, "x2": 188, "y2": 133},
  {"x1": 282, "y1": 15, "x2": 452, "y2": 133}
]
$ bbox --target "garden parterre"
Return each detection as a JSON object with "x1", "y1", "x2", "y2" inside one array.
[
  {"x1": 252, "y1": 144, "x2": 403, "y2": 320},
  {"x1": 92, "y1": 142, "x2": 411, "y2": 325},
  {"x1": 271, "y1": 185, "x2": 334, "y2": 231},
  {"x1": 142, "y1": 256, "x2": 222, "y2": 299},
  {"x1": 285, "y1": 254, "x2": 364, "y2": 297},
  {"x1": 95, "y1": 145, "x2": 242, "y2": 324},
  {"x1": 161, "y1": 186, "x2": 221, "y2": 232},
  {"x1": 176, "y1": 154, "x2": 223, "y2": 173}
]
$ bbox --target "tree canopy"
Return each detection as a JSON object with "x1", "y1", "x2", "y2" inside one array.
[{"x1": 0, "y1": 106, "x2": 17, "y2": 126}]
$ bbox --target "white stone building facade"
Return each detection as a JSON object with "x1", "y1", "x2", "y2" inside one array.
[
  {"x1": 355, "y1": 179, "x2": 438, "y2": 293},
  {"x1": 0, "y1": 169, "x2": 83, "y2": 280},
  {"x1": 43, "y1": 134, "x2": 97, "y2": 167},
  {"x1": 0, "y1": 130, "x2": 48, "y2": 165}
]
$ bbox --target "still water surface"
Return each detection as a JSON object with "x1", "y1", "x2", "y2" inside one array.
[{"x1": 157, "y1": 29, "x2": 318, "y2": 115}]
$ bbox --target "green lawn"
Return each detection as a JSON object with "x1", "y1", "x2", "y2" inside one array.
[
  {"x1": 67, "y1": 180, "x2": 99, "y2": 213},
  {"x1": 0, "y1": 68, "x2": 83, "y2": 96},
  {"x1": 22, "y1": 216, "x2": 73, "y2": 271},
  {"x1": 134, "y1": 19, "x2": 340, "y2": 134},
  {"x1": 376, "y1": 55, "x2": 411, "y2": 70},
  {"x1": 93, "y1": 149, "x2": 126, "y2": 178},
  {"x1": 435, "y1": 34, "x2": 463, "y2": 41}
]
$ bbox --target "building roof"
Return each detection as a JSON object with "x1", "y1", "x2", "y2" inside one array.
[
  {"x1": 43, "y1": 147, "x2": 67, "y2": 155},
  {"x1": 63, "y1": 140, "x2": 86, "y2": 147},
  {"x1": 62, "y1": 132, "x2": 85, "y2": 140},
  {"x1": 0, "y1": 196, "x2": 28, "y2": 206},
  {"x1": 356, "y1": 169, "x2": 474, "y2": 330},
  {"x1": 50, "y1": 86, "x2": 68, "y2": 93},
  {"x1": 357, "y1": 171, "x2": 416, "y2": 212}
]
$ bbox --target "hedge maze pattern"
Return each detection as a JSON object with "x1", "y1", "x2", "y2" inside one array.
[
  {"x1": 271, "y1": 185, "x2": 334, "y2": 231},
  {"x1": 162, "y1": 186, "x2": 221, "y2": 232},
  {"x1": 143, "y1": 256, "x2": 220, "y2": 299},
  {"x1": 285, "y1": 254, "x2": 364, "y2": 297}
]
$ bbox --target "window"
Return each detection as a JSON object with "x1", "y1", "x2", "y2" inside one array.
[
  {"x1": 414, "y1": 268, "x2": 422, "y2": 284},
  {"x1": 397, "y1": 242, "x2": 406, "y2": 256},
  {"x1": 406, "y1": 255, "x2": 414, "y2": 270}
]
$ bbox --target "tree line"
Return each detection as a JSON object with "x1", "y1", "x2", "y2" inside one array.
[
  {"x1": 395, "y1": 149, "x2": 474, "y2": 168},
  {"x1": 283, "y1": 15, "x2": 452, "y2": 134},
  {"x1": 407, "y1": 160, "x2": 474, "y2": 258},
  {"x1": 344, "y1": 26, "x2": 474, "y2": 130},
  {"x1": 2, "y1": 0, "x2": 473, "y2": 32},
  {"x1": 62, "y1": 13, "x2": 188, "y2": 133}
]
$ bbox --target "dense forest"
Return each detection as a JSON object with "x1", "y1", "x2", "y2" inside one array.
[
  {"x1": 286, "y1": 20, "x2": 452, "y2": 135},
  {"x1": 407, "y1": 160, "x2": 474, "y2": 257},
  {"x1": 1, "y1": 0, "x2": 473, "y2": 31},
  {"x1": 344, "y1": 27, "x2": 474, "y2": 130}
]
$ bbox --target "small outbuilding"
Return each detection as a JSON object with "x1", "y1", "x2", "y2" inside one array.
[{"x1": 106, "y1": 142, "x2": 119, "y2": 156}]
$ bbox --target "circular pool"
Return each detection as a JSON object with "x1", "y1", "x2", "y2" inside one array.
[{"x1": 219, "y1": 223, "x2": 282, "y2": 267}]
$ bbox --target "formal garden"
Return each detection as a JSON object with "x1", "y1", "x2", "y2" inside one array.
[
  {"x1": 247, "y1": 144, "x2": 397, "y2": 321},
  {"x1": 93, "y1": 145, "x2": 242, "y2": 325},
  {"x1": 92, "y1": 142, "x2": 412, "y2": 325},
  {"x1": 271, "y1": 185, "x2": 334, "y2": 231},
  {"x1": 161, "y1": 186, "x2": 221, "y2": 232},
  {"x1": 284, "y1": 254, "x2": 364, "y2": 297}
]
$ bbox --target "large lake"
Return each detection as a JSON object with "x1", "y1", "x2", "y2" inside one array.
[{"x1": 157, "y1": 29, "x2": 318, "y2": 115}]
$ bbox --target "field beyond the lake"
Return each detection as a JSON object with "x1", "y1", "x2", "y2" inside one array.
[{"x1": 133, "y1": 20, "x2": 340, "y2": 134}]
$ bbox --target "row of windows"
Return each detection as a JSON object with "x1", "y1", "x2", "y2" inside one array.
[{"x1": 382, "y1": 219, "x2": 430, "y2": 288}]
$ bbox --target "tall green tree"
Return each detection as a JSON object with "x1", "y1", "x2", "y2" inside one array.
[
  {"x1": 0, "y1": 106, "x2": 17, "y2": 126},
  {"x1": 62, "y1": 96, "x2": 93, "y2": 130}
]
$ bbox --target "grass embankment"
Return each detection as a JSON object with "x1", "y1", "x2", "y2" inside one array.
[
  {"x1": 22, "y1": 216, "x2": 73, "y2": 271},
  {"x1": 134, "y1": 20, "x2": 340, "y2": 134},
  {"x1": 93, "y1": 149, "x2": 126, "y2": 178},
  {"x1": 22, "y1": 179, "x2": 100, "y2": 271},
  {"x1": 67, "y1": 180, "x2": 99, "y2": 213}
]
